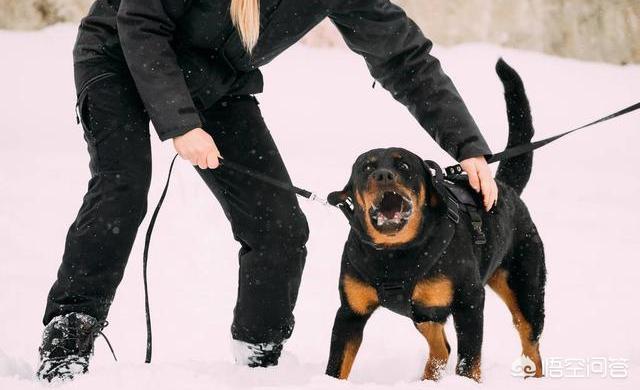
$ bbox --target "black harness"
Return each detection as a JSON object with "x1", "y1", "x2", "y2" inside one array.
[
  {"x1": 344, "y1": 206, "x2": 458, "y2": 319},
  {"x1": 335, "y1": 160, "x2": 488, "y2": 320},
  {"x1": 141, "y1": 101, "x2": 640, "y2": 362}
]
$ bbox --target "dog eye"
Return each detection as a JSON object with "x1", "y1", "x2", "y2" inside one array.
[
  {"x1": 363, "y1": 163, "x2": 375, "y2": 173},
  {"x1": 398, "y1": 162, "x2": 410, "y2": 171}
]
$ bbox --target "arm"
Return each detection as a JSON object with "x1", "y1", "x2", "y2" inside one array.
[
  {"x1": 117, "y1": 0, "x2": 220, "y2": 169},
  {"x1": 328, "y1": 0, "x2": 490, "y2": 162},
  {"x1": 117, "y1": 0, "x2": 201, "y2": 141},
  {"x1": 329, "y1": 0, "x2": 497, "y2": 209}
]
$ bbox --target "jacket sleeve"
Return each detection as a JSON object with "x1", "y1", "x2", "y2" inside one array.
[
  {"x1": 117, "y1": 0, "x2": 202, "y2": 141},
  {"x1": 329, "y1": 0, "x2": 491, "y2": 161}
]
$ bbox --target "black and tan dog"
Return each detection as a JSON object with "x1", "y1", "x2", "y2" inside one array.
[{"x1": 325, "y1": 59, "x2": 546, "y2": 382}]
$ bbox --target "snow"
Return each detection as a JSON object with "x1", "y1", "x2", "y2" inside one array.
[{"x1": 1, "y1": 24, "x2": 639, "y2": 389}]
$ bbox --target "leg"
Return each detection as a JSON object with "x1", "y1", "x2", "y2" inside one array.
[
  {"x1": 452, "y1": 284, "x2": 484, "y2": 382},
  {"x1": 325, "y1": 306, "x2": 372, "y2": 379},
  {"x1": 38, "y1": 64, "x2": 150, "y2": 381},
  {"x1": 415, "y1": 321, "x2": 450, "y2": 380},
  {"x1": 195, "y1": 97, "x2": 309, "y2": 345},
  {"x1": 44, "y1": 65, "x2": 151, "y2": 324},
  {"x1": 488, "y1": 234, "x2": 546, "y2": 377},
  {"x1": 326, "y1": 273, "x2": 378, "y2": 379},
  {"x1": 411, "y1": 276, "x2": 454, "y2": 380}
]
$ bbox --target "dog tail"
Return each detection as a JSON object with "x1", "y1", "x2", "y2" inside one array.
[{"x1": 495, "y1": 58, "x2": 535, "y2": 196}]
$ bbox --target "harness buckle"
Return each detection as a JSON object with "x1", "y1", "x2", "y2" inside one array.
[
  {"x1": 471, "y1": 221, "x2": 487, "y2": 245},
  {"x1": 468, "y1": 208, "x2": 487, "y2": 245}
]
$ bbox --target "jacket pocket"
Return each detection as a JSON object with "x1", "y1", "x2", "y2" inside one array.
[{"x1": 75, "y1": 72, "x2": 117, "y2": 145}]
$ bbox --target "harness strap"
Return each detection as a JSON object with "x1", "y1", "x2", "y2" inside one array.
[
  {"x1": 445, "y1": 101, "x2": 640, "y2": 176},
  {"x1": 424, "y1": 160, "x2": 460, "y2": 224},
  {"x1": 376, "y1": 280, "x2": 410, "y2": 314}
]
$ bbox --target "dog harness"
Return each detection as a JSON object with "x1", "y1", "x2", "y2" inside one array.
[{"x1": 339, "y1": 162, "x2": 486, "y2": 320}]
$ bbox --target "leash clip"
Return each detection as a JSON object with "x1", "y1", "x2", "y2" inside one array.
[{"x1": 308, "y1": 192, "x2": 329, "y2": 206}]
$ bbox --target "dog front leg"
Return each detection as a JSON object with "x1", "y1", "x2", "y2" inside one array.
[
  {"x1": 452, "y1": 285, "x2": 485, "y2": 382},
  {"x1": 415, "y1": 321, "x2": 450, "y2": 380},
  {"x1": 325, "y1": 306, "x2": 372, "y2": 379}
]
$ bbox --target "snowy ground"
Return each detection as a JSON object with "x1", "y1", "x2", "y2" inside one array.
[{"x1": 1, "y1": 24, "x2": 639, "y2": 390}]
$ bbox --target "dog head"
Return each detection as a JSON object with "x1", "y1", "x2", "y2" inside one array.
[{"x1": 329, "y1": 148, "x2": 441, "y2": 248}]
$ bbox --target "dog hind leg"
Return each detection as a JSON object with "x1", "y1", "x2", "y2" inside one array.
[{"x1": 488, "y1": 233, "x2": 546, "y2": 378}]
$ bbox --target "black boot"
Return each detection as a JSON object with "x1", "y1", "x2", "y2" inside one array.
[
  {"x1": 232, "y1": 340, "x2": 284, "y2": 368},
  {"x1": 36, "y1": 313, "x2": 115, "y2": 382}
]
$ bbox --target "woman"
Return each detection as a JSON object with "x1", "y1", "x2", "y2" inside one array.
[{"x1": 37, "y1": 0, "x2": 498, "y2": 382}]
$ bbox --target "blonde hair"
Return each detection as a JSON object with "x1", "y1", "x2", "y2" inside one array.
[{"x1": 230, "y1": 0, "x2": 260, "y2": 54}]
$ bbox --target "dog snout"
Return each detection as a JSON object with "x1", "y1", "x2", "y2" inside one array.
[{"x1": 372, "y1": 169, "x2": 396, "y2": 185}]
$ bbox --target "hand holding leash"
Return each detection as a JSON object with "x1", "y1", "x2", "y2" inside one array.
[{"x1": 173, "y1": 127, "x2": 222, "y2": 169}]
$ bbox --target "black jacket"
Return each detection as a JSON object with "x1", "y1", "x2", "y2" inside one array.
[{"x1": 74, "y1": 0, "x2": 491, "y2": 160}]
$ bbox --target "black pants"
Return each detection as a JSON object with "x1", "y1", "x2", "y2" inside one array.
[{"x1": 43, "y1": 61, "x2": 309, "y2": 344}]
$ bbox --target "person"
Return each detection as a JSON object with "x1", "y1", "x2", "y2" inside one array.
[{"x1": 36, "y1": 0, "x2": 498, "y2": 382}]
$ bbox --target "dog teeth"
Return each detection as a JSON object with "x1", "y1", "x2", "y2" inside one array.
[{"x1": 374, "y1": 208, "x2": 413, "y2": 226}]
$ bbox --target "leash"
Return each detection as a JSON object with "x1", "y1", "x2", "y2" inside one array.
[
  {"x1": 141, "y1": 155, "x2": 326, "y2": 363},
  {"x1": 143, "y1": 154, "x2": 178, "y2": 363},
  {"x1": 444, "y1": 101, "x2": 640, "y2": 176},
  {"x1": 142, "y1": 100, "x2": 638, "y2": 363},
  {"x1": 220, "y1": 159, "x2": 328, "y2": 205}
]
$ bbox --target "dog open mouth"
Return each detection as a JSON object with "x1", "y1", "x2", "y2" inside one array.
[{"x1": 369, "y1": 191, "x2": 413, "y2": 233}]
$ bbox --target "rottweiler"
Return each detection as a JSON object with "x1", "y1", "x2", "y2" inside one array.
[{"x1": 325, "y1": 59, "x2": 546, "y2": 382}]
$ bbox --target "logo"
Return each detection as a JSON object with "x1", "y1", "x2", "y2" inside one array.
[{"x1": 511, "y1": 355, "x2": 537, "y2": 378}]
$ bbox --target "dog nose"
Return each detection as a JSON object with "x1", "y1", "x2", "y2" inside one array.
[{"x1": 372, "y1": 169, "x2": 396, "y2": 185}]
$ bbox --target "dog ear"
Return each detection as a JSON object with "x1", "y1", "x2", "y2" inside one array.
[
  {"x1": 328, "y1": 178, "x2": 357, "y2": 222},
  {"x1": 328, "y1": 180, "x2": 353, "y2": 207}
]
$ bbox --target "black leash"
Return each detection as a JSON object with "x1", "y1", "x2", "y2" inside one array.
[
  {"x1": 143, "y1": 154, "x2": 179, "y2": 363},
  {"x1": 444, "y1": 101, "x2": 640, "y2": 176},
  {"x1": 220, "y1": 159, "x2": 327, "y2": 205},
  {"x1": 141, "y1": 155, "x2": 325, "y2": 363},
  {"x1": 142, "y1": 100, "x2": 638, "y2": 363}
]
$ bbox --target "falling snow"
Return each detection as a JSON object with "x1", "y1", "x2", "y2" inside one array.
[{"x1": 1, "y1": 24, "x2": 639, "y2": 390}]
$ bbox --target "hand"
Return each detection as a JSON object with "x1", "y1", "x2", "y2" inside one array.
[
  {"x1": 173, "y1": 128, "x2": 222, "y2": 169},
  {"x1": 460, "y1": 156, "x2": 498, "y2": 211}
]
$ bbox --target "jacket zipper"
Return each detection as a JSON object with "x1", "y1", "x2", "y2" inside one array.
[{"x1": 75, "y1": 72, "x2": 117, "y2": 124}]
